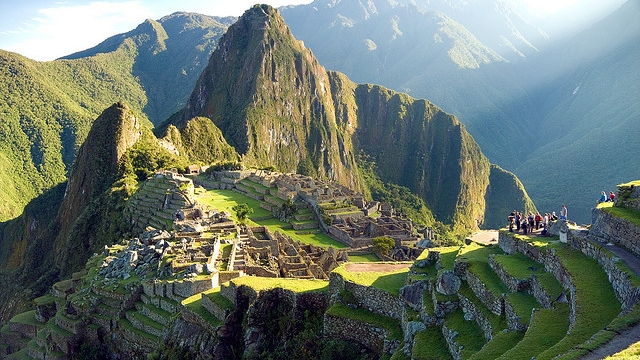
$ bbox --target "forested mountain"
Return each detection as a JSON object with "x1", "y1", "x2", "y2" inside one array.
[
  {"x1": 0, "y1": 12, "x2": 231, "y2": 222},
  {"x1": 0, "y1": 4, "x2": 535, "y2": 322},
  {"x1": 281, "y1": 0, "x2": 639, "y2": 222},
  {"x1": 162, "y1": 4, "x2": 533, "y2": 232}
]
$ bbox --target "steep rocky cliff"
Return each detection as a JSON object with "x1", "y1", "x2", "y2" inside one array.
[
  {"x1": 170, "y1": 4, "x2": 363, "y2": 190},
  {"x1": 54, "y1": 103, "x2": 141, "y2": 275},
  {"x1": 165, "y1": 4, "x2": 533, "y2": 232}
]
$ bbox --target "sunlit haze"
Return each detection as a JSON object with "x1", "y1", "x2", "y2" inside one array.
[{"x1": 0, "y1": 0, "x2": 627, "y2": 61}]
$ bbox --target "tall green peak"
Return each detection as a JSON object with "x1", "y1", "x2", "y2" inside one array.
[
  {"x1": 167, "y1": 4, "x2": 532, "y2": 231},
  {"x1": 55, "y1": 102, "x2": 141, "y2": 274},
  {"x1": 176, "y1": 4, "x2": 363, "y2": 189}
]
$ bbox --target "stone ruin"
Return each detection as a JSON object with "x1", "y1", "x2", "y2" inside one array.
[{"x1": 241, "y1": 226, "x2": 349, "y2": 279}]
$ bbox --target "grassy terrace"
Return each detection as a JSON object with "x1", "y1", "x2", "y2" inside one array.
[
  {"x1": 332, "y1": 264, "x2": 410, "y2": 296},
  {"x1": 470, "y1": 330, "x2": 524, "y2": 360},
  {"x1": 598, "y1": 201, "x2": 640, "y2": 228},
  {"x1": 118, "y1": 317, "x2": 160, "y2": 342},
  {"x1": 198, "y1": 189, "x2": 349, "y2": 249},
  {"x1": 349, "y1": 254, "x2": 380, "y2": 263},
  {"x1": 412, "y1": 327, "x2": 452, "y2": 360},
  {"x1": 536, "y1": 244, "x2": 621, "y2": 360},
  {"x1": 498, "y1": 303, "x2": 570, "y2": 359},
  {"x1": 326, "y1": 302, "x2": 402, "y2": 341},
  {"x1": 458, "y1": 243, "x2": 509, "y2": 297},
  {"x1": 228, "y1": 277, "x2": 329, "y2": 294},
  {"x1": 410, "y1": 246, "x2": 459, "y2": 280},
  {"x1": 202, "y1": 288, "x2": 234, "y2": 311},
  {"x1": 9, "y1": 310, "x2": 42, "y2": 327},
  {"x1": 457, "y1": 282, "x2": 507, "y2": 334},
  {"x1": 491, "y1": 253, "x2": 546, "y2": 280},
  {"x1": 505, "y1": 292, "x2": 538, "y2": 325},
  {"x1": 444, "y1": 309, "x2": 485, "y2": 358},
  {"x1": 181, "y1": 295, "x2": 223, "y2": 327}
]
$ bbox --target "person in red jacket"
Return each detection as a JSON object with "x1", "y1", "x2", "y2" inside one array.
[
  {"x1": 534, "y1": 212, "x2": 542, "y2": 230},
  {"x1": 608, "y1": 191, "x2": 616, "y2": 202}
]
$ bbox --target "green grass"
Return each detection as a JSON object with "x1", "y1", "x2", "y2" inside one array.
[
  {"x1": 200, "y1": 189, "x2": 346, "y2": 249},
  {"x1": 202, "y1": 287, "x2": 234, "y2": 310},
  {"x1": 534, "y1": 272, "x2": 566, "y2": 300},
  {"x1": 535, "y1": 245, "x2": 621, "y2": 360},
  {"x1": 498, "y1": 303, "x2": 570, "y2": 359},
  {"x1": 491, "y1": 253, "x2": 546, "y2": 279},
  {"x1": 444, "y1": 309, "x2": 486, "y2": 358},
  {"x1": 198, "y1": 189, "x2": 272, "y2": 221},
  {"x1": 332, "y1": 264, "x2": 409, "y2": 296},
  {"x1": 457, "y1": 282, "x2": 507, "y2": 334},
  {"x1": 253, "y1": 217, "x2": 346, "y2": 249},
  {"x1": 412, "y1": 246, "x2": 460, "y2": 277},
  {"x1": 118, "y1": 317, "x2": 160, "y2": 342},
  {"x1": 181, "y1": 295, "x2": 222, "y2": 327},
  {"x1": 229, "y1": 277, "x2": 329, "y2": 294},
  {"x1": 469, "y1": 330, "x2": 524, "y2": 360},
  {"x1": 412, "y1": 327, "x2": 453, "y2": 360},
  {"x1": 9, "y1": 310, "x2": 42, "y2": 327},
  {"x1": 349, "y1": 254, "x2": 380, "y2": 263},
  {"x1": 604, "y1": 342, "x2": 640, "y2": 359},
  {"x1": 458, "y1": 244, "x2": 509, "y2": 297},
  {"x1": 505, "y1": 292, "x2": 539, "y2": 325},
  {"x1": 326, "y1": 302, "x2": 402, "y2": 341},
  {"x1": 127, "y1": 310, "x2": 164, "y2": 331}
]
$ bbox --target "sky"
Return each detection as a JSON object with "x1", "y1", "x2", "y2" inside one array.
[{"x1": 0, "y1": 0, "x2": 627, "y2": 61}]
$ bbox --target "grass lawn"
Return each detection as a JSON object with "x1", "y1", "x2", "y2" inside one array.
[
  {"x1": 333, "y1": 264, "x2": 409, "y2": 296},
  {"x1": 412, "y1": 327, "x2": 453, "y2": 360},
  {"x1": 228, "y1": 277, "x2": 329, "y2": 294},
  {"x1": 198, "y1": 189, "x2": 272, "y2": 220},
  {"x1": 349, "y1": 254, "x2": 380, "y2": 263},
  {"x1": 199, "y1": 189, "x2": 347, "y2": 249},
  {"x1": 498, "y1": 303, "x2": 570, "y2": 359},
  {"x1": 445, "y1": 309, "x2": 486, "y2": 358},
  {"x1": 599, "y1": 201, "x2": 640, "y2": 228},
  {"x1": 253, "y1": 217, "x2": 347, "y2": 249},
  {"x1": 470, "y1": 330, "x2": 524, "y2": 360}
]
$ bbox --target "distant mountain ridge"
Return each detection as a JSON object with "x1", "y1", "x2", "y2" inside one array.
[
  {"x1": 161, "y1": 4, "x2": 534, "y2": 231},
  {"x1": 0, "y1": 12, "x2": 232, "y2": 223},
  {"x1": 281, "y1": 0, "x2": 638, "y2": 223}
]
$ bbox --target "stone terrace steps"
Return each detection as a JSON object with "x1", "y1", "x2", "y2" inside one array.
[
  {"x1": 495, "y1": 303, "x2": 570, "y2": 360},
  {"x1": 125, "y1": 310, "x2": 166, "y2": 338}
]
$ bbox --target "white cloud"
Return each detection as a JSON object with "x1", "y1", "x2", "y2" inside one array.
[{"x1": 7, "y1": 1, "x2": 156, "y2": 61}]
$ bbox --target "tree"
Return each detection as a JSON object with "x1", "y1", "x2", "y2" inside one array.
[
  {"x1": 232, "y1": 203, "x2": 253, "y2": 223},
  {"x1": 372, "y1": 236, "x2": 395, "y2": 255}
]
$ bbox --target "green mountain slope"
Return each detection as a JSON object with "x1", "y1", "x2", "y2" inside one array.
[
  {"x1": 281, "y1": 0, "x2": 639, "y2": 224},
  {"x1": 0, "y1": 12, "x2": 232, "y2": 222},
  {"x1": 165, "y1": 4, "x2": 534, "y2": 232}
]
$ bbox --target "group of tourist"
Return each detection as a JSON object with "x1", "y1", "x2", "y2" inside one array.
[
  {"x1": 507, "y1": 209, "x2": 562, "y2": 235},
  {"x1": 598, "y1": 191, "x2": 616, "y2": 203}
]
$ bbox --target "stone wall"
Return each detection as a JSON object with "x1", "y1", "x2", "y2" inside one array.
[
  {"x1": 458, "y1": 293, "x2": 492, "y2": 342},
  {"x1": 590, "y1": 208, "x2": 640, "y2": 258},
  {"x1": 172, "y1": 276, "x2": 217, "y2": 298},
  {"x1": 504, "y1": 297, "x2": 528, "y2": 331},
  {"x1": 488, "y1": 256, "x2": 530, "y2": 292},
  {"x1": 464, "y1": 270, "x2": 503, "y2": 316},
  {"x1": 499, "y1": 231, "x2": 577, "y2": 327},
  {"x1": 328, "y1": 272, "x2": 404, "y2": 320},
  {"x1": 442, "y1": 322, "x2": 463, "y2": 360},
  {"x1": 323, "y1": 312, "x2": 389, "y2": 354},
  {"x1": 566, "y1": 228, "x2": 640, "y2": 310}
]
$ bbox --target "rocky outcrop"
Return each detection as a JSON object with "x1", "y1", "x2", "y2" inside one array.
[
  {"x1": 55, "y1": 102, "x2": 141, "y2": 276},
  {"x1": 170, "y1": 4, "x2": 533, "y2": 233}
]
